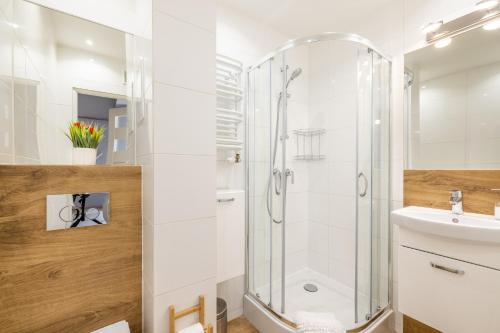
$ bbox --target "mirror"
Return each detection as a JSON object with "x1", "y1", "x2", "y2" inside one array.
[
  {"x1": 47, "y1": 192, "x2": 110, "y2": 230},
  {"x1": 0, "y1": 0, "x2": 149, "y2": 165},
  {"x1": 405, "y1": 23, "x2": 500, "y2": 169}
]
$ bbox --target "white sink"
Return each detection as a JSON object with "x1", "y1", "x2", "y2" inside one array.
[{"x1": 392, "y1": 206, "x2": 500, "y2": 244}]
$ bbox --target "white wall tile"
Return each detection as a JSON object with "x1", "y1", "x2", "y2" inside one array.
[
  {"x1": 329, "y1": 259, "x2": 355, "y2": 289},
  {"x1": 154, "y1": 0, "x2": 215, "y2": 33},
  {"x1": 308, "y1": 221, "x2": 329, "y2": 256},
  {"x1": 217, "y1": 275, "x2": 245, "y2": 321},
  {"x1": 154, "y1": 278, "x2": 216, "y2": 333},
  {"x1": 308, "y1": 250, "x2": 329, "y2": 276},
  {"x1": 286, "y1": 192, "x2": 308, "y2": 223},
  {"x1": 153, "y1": 82, "x2": 215, "y2": 155},
  {"x1": 155, "y1": 218, "x2": 216, "y2": 295},
  {"x1": 138, "y1": 154, "x2": 155, "y2": 223},
  {"x1": 329, "y1": 194, "x2": 356, "y2": 229},
  {"x1": 329, "y1": 226, "x2": 355, "y2": 265},
  {"x1": 153, "y1": 11, "x2": 215, "y2": 93},
  {"x1": 328, "y1": 128, "x2": 356, "y2": 163},
  {"x1": 308, "y1": 161, "x2": 329, "y2": 193},
  {"x1": 154, "y1": 154, "x2": 215, "y2": 223},
  {"x1": 308, "y1": 192, "x2": 329, "y2": 224},
  {"x1": 286, "y1": 250, "x2": 307, "y2": 275},
  {"x1": 144, "y1": 286, "x2": 155, "y2": 333},
  {"x1": 329, "y1": 161, "x2": 356, "y2": 196},
  {"x1": 143, "y1": 217, "x2": 155, "y2": 293},
  {"x1": 286, "y1": 221, "x2": 308, "y2": 254}
]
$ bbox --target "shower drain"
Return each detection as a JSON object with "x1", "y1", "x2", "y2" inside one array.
[{"x1": 303, "y1": 283, "x2": 318, "y2": 292}]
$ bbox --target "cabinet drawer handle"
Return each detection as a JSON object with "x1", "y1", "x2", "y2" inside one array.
[
  {"x1": 430, "y1": 262, "x2": 465, "y2": 275},
  {"x1": 217, "y1": 198, "x2": 235, "y2": 203}
]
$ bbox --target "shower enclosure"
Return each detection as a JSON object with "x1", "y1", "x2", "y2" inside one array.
[{"x1": 245, "y1": 33, "x2": 391, "y2": 331}]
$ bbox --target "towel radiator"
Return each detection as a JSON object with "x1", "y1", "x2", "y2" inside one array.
[{"x1": 216, "y1": 54, "x2": 243, "y2": 152}]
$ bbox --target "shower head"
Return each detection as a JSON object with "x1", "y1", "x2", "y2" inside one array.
[
  {"x1": 286, "y1": 67, "x2": 302, "y2": 87},
  {"x1": 290, "y1": 68, "x2": 302, "y2": 81}
]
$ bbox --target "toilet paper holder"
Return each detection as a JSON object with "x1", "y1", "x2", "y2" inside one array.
[{"x1": 169, "y1": 295, "x2": 213, "y2": 333}]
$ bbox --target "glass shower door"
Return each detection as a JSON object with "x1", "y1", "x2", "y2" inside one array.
[
  {"x1": 247, "y1": 59, "x2": 272, "y2": 307},
  {"x1": 269, "y1": 54, "x2": 286, "y2": 314},
  {"x1": 247, "y1": 56, "x2": 286, "y2": 313},
  {"x1": 356, "y1": 47, "x2": 374, "y2": 323},
  {"x1": 370, "y1": 52, "x2": 391, "y2": 315},
  {"x1": 356, "y1": 48, "x2": 391, "y2": 323}
]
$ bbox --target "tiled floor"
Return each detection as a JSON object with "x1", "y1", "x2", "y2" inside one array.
[{"x1": 228, "y1": 317, "x2": 259, "y2": 333}]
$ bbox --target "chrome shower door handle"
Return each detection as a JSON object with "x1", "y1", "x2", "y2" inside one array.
[
  {"x1": 358, "y1": 172, "x2": 368, "y2": 197},
  {"x1": 273, "y1": 168, "x2": 282, "y2": 195}
]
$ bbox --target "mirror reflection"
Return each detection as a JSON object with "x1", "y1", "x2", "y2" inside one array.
[
  {"x1": 405, "y1": 25, "x2": 500, "y2": 169},
  {"x1": 0, "y1": 0, "x2": 146, "y2": 165}
]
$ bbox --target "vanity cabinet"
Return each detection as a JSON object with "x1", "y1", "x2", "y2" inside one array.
[
  {"x1": 216, "y1": 190, "x2": 245, "y2": 283},
  {"x1": 398, "y1": 228, "x2": 500, "y2": 333}
]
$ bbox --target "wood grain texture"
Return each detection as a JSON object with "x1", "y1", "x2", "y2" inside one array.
[
  {"x1": 404, "y1": 170, "x2": 500, "y2": 215},
  {"x1": 0, "y1": 165, "x2": 142, "y2": 333},
  {"x1": 403, "y1": 315, "x2": 441, "y2": 333},
  {"x1": 228, "y1": 317, "x2": 259, "y2": 333}
]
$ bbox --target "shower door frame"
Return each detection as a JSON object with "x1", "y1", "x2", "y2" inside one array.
[{"x1": 245, "y1": 32, "x2": 393, "y2": 332}]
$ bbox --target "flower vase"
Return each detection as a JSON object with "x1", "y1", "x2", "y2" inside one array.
[{"x1": 72, "y1": 148, "x2": 97, "y2": 165}]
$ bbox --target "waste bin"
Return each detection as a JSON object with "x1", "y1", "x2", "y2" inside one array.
[{"x1": 217, "y1": 297, "x2": 227, "y2": 333}]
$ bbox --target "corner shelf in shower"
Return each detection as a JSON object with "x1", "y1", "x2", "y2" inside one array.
[
  {"x1": 216, "y1": 54, "x2": 243, "y2": 151},
  {"x1": 293, "y1": 128, "x2": 326, "y2": 161}
]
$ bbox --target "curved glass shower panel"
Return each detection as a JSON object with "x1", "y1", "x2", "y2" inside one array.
[
  {"x1": 247, "y1": 57, "x2": 285, "y2": 310},
  {"x1": 246, "y1": 33, "x2": 391, "y2": 332},
  {"x1": 356, "y1": 47, "x2": 374, "y2": 323},
  {"x1": 370, "y1": 52, "x2": 391, "y2": 314},
  {"x1": 282, "y1": 40, "x2": 378, "y2": 328},
  {"x1": 247, "y1": 59, "x2": 272, "y2": 307}
]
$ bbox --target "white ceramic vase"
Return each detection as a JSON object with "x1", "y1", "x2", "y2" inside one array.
[{"x1": 72, "y1": 147, "x2": 97, "y2": 165}]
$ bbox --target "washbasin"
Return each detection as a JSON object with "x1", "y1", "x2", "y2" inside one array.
[{"x1": 391, "y1": 206, "x2": 500, "y2": 244}]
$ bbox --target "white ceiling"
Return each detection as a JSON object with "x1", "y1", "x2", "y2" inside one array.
[
  {"x1": 49, "y1": 8, "x2": 126, "y2": 60},
  {"x1": 406, "y1": 26, "x2": 500, "y2": 81},
  {"x1": 217, "y1": 0, "x2": 396, "y2": 37}
]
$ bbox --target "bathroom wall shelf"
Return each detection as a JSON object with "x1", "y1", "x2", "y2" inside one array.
[
  {"x1": 216, "y1": 54, "x2": 243, "y2": 151},
  {"x1": 293, "y1": 128, "x2": 326, "y2": 161}
]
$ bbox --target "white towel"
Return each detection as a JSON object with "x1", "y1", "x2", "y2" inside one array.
[
  {"x1": 294, "y1": 311, "x2": 346, "y2": 333},
  {"x1": 91, "y1": 320, "x2": 130, "y2": 333},
  {"x1": 178, "y1": 323, "x2": 204, "y2": 333}
]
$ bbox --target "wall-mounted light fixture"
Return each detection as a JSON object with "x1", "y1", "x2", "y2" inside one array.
[
  {"x1": 434, "y1": 37, "x2": 452, "y2": 48},
  {"x1": 476, "y1": 0, "x2": 499, "y2": 11},
  {"x1": 423, "y1": 1, "x2": 500, "y2": 46},
  {"x1": 483, "y1": 17, "x2": 500, "y2": 29},
  {"x1": 422, "y1": 21, "x2": 443, "y2": 34}
]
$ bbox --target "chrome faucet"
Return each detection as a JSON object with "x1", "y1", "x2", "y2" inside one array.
[{"x1": 449, "y1": 190, "x2": 463, "y2": 215}]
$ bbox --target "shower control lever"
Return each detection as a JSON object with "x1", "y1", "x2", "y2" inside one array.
[{"x1": 285, "y1": 168, "x2": 295, "y2": 185}]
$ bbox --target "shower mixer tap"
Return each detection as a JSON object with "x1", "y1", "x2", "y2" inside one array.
[{"x1": 285, "y1": 169, "x2": 295, "y2": 185}]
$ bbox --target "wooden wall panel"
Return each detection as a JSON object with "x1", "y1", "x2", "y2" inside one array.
[
  {"x1": 404, "y1": 170, "x2": 500, "y2": 215},
  {"x1": 0, "y1": 166, "x2": 142, "y2": 333}
]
